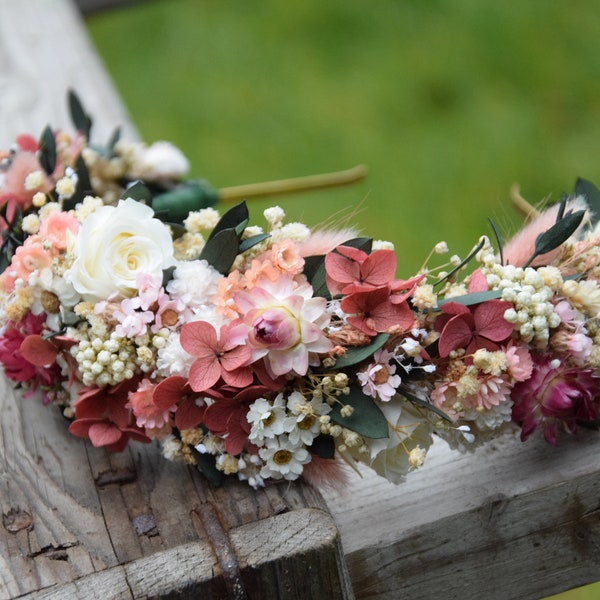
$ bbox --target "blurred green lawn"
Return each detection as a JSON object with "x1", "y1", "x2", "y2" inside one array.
[{"x1": 86, "y1": 2, "x2": 600, "y2": 598}]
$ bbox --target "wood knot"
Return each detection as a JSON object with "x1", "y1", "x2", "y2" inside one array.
[
  {"x1": 3, "y1": 508, "x2": 33, "y2": 533},
  {"x1": 95, "y1": 468, "x2": 137, "y2": 487}
]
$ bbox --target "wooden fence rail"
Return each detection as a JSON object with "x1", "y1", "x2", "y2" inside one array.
[{"x1": 1, "y1": 1, "x2": 599, "y2": 598}]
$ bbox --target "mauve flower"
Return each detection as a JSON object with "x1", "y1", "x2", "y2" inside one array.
[
  {"x1": 325, "y1": 245, "x2": 396, "y2": 296},
  {"x1": 435, "y1": 300, "x2": 514, "y2": 358},
  {"x1": 153, "y1": 375, "x2": 207, "y2": 431},
  {"x1": 511, "y1": 353, "x2": 600, "y2": 444}
]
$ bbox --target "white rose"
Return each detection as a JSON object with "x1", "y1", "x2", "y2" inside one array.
[{"x1": 65, "y1": 198, "x2": 175, "y2": 302}]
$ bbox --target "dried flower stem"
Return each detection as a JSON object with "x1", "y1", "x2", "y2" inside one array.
[{"x1": 218, "y1": 164, "x2": 367, "y2": 202}]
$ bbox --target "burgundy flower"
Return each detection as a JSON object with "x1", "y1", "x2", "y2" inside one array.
[
  {"x1": 69, "y1": 378, "x2": 151, "y2": 452},
  {"x1": 153, "y1": 375, "x2": 207, "y2": 431},
  {"x1": 512, "y1": 353, "x2": 600, "y2": 444},
  {"x1": 435, "y1": 300, "x2": 514, "y2": 358},
  {"x1": 0, "y1": 313, "x2": 62, "y2": 399}
]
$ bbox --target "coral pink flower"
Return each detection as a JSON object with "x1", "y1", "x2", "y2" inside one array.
[
  {"x1": 505, "y1": 342, "x2": 534, "y2": 382},
  {"x1": 229, "y1": 274, "x2": 332, "y2": 377},
  {"x1": 325, "y1": 245, "x2": 396, "y2": 296},
  {"x1": 341, "y1": 285, "x2": 414, "y2": 336},
  {"x1": 3, "y1": 235, "x2": 53, "y2": 290},
  {"x1": 511, "y1": 353, "x2": 600, "y2": 444},
  {"x1": 270, "y1": 240, "x2": 305, "y2": 275},
  {"x1": 435, "y1": 300, "x2": 514, "y2": 358},
  {"x1": 69, "y1": 378, "x2": 151, "y2": 451},
  {"x1": 181, "y1": 321, "x2": 253, "y2": 392},
  {"x1": 39, "y1": 211, "x2": 79, "y2": 252},
  {"x1": 127, "y1": 378, "x2": 175, "y2": 430},
  {"x1": 153, "y1": 375, "x2": 207, "y2": 430}
]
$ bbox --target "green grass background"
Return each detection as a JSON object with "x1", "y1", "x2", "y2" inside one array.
[{"x1": 86, "y1": 2, "x2": 600, "y2": 598}]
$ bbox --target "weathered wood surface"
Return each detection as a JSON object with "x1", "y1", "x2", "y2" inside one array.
[
  {"x1": 0, "y1": 1, "x2": 353, "y2": 598},
  {"x1": 323, "y1": 430, "x2": 600, "y2": 600},
  {"x1": 0, "y1": 376, "x2": 352, "y2": 599}
]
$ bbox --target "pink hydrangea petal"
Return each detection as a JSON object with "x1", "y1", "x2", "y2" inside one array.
[
  {"x1": 188, "y1": 357, "x2": 222, "y2": 392},
  {"x1": 473, "y1": 300, "x2": 513, "y2": 341},
  {"x1": 360, "y1": 249, "x2": 397, "y2": 286},
  {"x1": 438, "y1": 314, "x2": 474, "y2": 357},
  {"x1": 180, "y1": 320, "x2": 218, "y2": 356},
  {"x1": 87, "y1": 422, "x2": 123, "y2": 447}
]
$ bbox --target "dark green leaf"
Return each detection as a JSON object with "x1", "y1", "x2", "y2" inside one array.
[
  {"x1": 488, "y1": 218, "x2": 503, "y2": 266},
  {"x1": 152, "y1": 182, "x2": 219, "y2": 223},
  {"x1": 191, "y1": 446, "x2": 223, "y2": 487},
  {"x1": 338, "y1": 237, "x2": 373, "y2": 253},
  {"x1": 162, "y1": 266, "x2": 176, "y2": 287},
  {"x1": 68, "y1": 90, "x2": 92, "y2": 138},
  {"x1": 398, "y1": 385, "x2": 453, "y2": 423},
  {"x1": 524, "y1": 209, "x2": 585, "y2": 267},
  {"x1": 207, "y1": 201, "x2": 249, "y2": 242},
  {"x1": 437, "y1": 289, "x2": 503, "y2": 308},
  {"x1": 63, "y1": 154, "x2": 92, "y2": 211},
  {"x1": 38, "y1": 126, "x2": 56, "y2": 175},
  {"x1": 434, "y1": 237, "x2": 485, "y2": 288},
  {"x1": 575, "y1": 178, "x2": 600, "y2": 226},
  {"x1": 239, "y1": 232, "x2": 270, "y2": 253},
  {"x1": 309, "y1": 434, "x2": 335, "y2": 459},
  {"x1": 303, "y1": 255, "x2": 330, "y2": 298},
  {"x1": 333, "y1": 333, "x2": 390, "y2": 369},
  {"x1": 122, "y1": 180, "x2": 152, "y2": 203},
  {"x1": 107, "y1": 126, "x2": 121, "y2": 154},
  {"x1": 329, "y1": 385, "x2": 389, "y2": 439},
  {"x1": 200, "y1": 228, "x2": 239, "y2": 274}
]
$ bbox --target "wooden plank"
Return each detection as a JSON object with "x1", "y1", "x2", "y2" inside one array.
[
  {"x1": 323, "y1": 430, "x2": 600, "y2": 600},
  {"x1": 0, "y1": 1, "x2": 354, "y2": 598}
]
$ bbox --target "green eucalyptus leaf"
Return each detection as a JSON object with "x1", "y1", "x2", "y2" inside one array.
[
  {"x1": 437, "y1": 289, "x2": 503, "y2": 308},
  {"x1": 122, "y1": 180, "x2": 152, "y2": 203},
  {"x1": 38, "y1": 126, "x2": 56, "y2": 175},
  {"x1": 207, "y1": 201, "x2": 249, "y2": 242},
  {"x1": 329, "y1": 385, "x2": 389, "y2": 439},
  {"x1": 434, "y1": 237, "x2": 485, "y2": 288},
  {"x1": 200, "y1": 228, "x2": 239, "y2": 274},
  {"x1": 333, "y1": 333, "x2": 390, "y2": 369},
  {"x1": 575, "y1": 178, "x2": 600, "y2": 226},
  {"x1": 191, "y1": 446, "x2": 223, "y2": 487},
  {"x1": 338, "y1": 237, "x2": 373, "y2": 253},
  {"x1": 303, "y1": 255, "x2": 330, "y2": 298},
  {"x1": 152, "y1": 182, "x2": 219, "y2": 223},
  {"x1": 309, "y1": 434, "x2": 335, "y2": 459},
  {"x1": 239, "y1": 232, "x2": 270, "y2": 253},
  {"x1": 488, "y1": 217, "x2": 504, "y2": 265},
  {"x1": 525, "y1": 209, "x2": 585, "y2": 267},
  {"x1": 107, "y1": 126, "x2": 122, "y2": 154},
  {"x1": 63, "y1": 154, "x2": 92, "y2": 211},
  {"x1": 68, "y1": 90, "x2": 92, "y2": 138}
]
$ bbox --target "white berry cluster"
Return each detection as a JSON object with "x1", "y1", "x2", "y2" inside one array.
[
  {"x1": 484, "y1": 264, "x2": 562, "y2": 345},
  {"x1": 69, "y1": 323, "x2": 143, "y2": 386}
]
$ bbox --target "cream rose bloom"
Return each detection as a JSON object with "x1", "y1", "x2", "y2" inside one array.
[{"x1": 65, "y1": 198, "x2": 175, "y2": 302}]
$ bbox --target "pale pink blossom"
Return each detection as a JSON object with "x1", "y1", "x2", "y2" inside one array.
[
  {"x1": 358, "y1": 348, "x2": 401, "y2": 402},
  {"x1": 229, "y1": 274, "x2": 332, "y2": 377}
]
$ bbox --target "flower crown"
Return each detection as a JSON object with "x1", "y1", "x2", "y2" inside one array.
[{"x1": 2, "y1": 92, "x2": 599, "y2": 489}]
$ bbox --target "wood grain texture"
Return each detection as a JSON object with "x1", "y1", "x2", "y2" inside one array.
[
  {"x1": 323, "y1": 430, "x2": 600, "y2": 600},
  {"x1": 0, "y1": 370, "x2": 352, "y2": 599}
]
